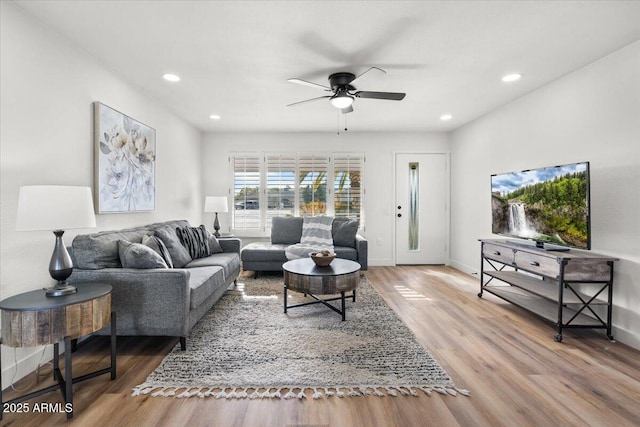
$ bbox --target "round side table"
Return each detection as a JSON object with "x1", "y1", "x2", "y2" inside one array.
[{"x1": 0, "y1": 283, "x2": 116, "y2": 420}]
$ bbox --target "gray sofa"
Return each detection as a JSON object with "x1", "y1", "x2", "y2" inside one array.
[
  {"x1": 68, "y1": 220, "x2": 240, "y2": 350},
  {"x1": 241, "y1": 216, "x2": 368, "y2": 273}
]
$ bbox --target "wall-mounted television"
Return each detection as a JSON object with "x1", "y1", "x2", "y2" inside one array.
[{"x1": 491, "y1": 161, "x2": 590, "y2": 250}]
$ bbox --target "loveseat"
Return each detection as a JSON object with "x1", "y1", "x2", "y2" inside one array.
[
  {"x1": 68, "y1": 220, "x2": 240, "y2": 350},
  {"x1": 241, "y1": 216, "x2": 368, "y2": 273}
]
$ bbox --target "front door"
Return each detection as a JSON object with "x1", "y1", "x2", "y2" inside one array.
[{"x1": 395, "y1": 153, "x2": 447, "y2": 264}]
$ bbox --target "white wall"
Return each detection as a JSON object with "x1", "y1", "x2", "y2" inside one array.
[
  {"x1": 201, "y1": 132, "x2": 450, "y2": 266},
  {"x1": 0, "y1": 3, "x2": 204, "y2": 388},
  {"x1": 450, "y1": 41, "x2": 640, "y2": 349}
]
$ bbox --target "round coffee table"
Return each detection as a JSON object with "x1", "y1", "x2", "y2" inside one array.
[{"x1": 282, "y1": 258, "x2": 361, "y2": 321}]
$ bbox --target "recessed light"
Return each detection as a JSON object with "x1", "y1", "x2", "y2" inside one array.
[
  {"x1": 440, "y1": 114, "x2": 452, "y2": 121},
  {"x1": 162, "y1": 73, "x2": 181, "y2": 82},
  {"x1": 502, "y1": 73, "x2": 522, "y2": 83},
  {"x1": 209, "y1": 114, "x2": 221, "y2": 120}
]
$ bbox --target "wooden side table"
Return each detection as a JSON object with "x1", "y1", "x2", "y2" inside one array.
[{"x1": 0, "y1": 283, "x2": 116, "y2": 420}]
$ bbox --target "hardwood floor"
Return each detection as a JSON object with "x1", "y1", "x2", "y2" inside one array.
[{"x1": 2, "y1": 266, "x2": 639, "y2": 426}]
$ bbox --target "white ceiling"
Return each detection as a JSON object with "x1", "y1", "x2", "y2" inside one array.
[{"x1": 13, "y1": 1, "x2": 640, "y2": 133}]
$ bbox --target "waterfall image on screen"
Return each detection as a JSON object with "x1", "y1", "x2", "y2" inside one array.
[{"x1": 491, "y1": 162, "x2": 590, "y2": 249}]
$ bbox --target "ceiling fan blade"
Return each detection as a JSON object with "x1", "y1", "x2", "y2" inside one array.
[
  {"x1": 287, "y1": 96, "x2": 331, "y2": 107},
  {"x1": 340, "y1": 105, "x2": 354, "y2": 114},
  {"x1": 354, "y1": 91, "x2": 406, "y2": 101},
  {"x1": 350, "y1": 66, "x2": 386, "y2": 87},
  {"x1": 287, "y1": 78, "x2": 331, "y2": 91}
]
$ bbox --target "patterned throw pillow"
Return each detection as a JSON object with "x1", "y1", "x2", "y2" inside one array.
[
  {"x1": 300, "y1": 215, "x2": 334, "y2": 246},
  {"x1": 118, "y1": 240, "x2": 168, "y2": 269},
  {"x1": 176, "y1": 225, "x2": 211, "y2": 260},
  {"x1": 142, "y1": 234, "x2": 174, "y2": 268}
]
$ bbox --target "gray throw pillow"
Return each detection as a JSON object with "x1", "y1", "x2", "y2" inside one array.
[
  {"x1": 271, "y1": 216, "x2": 303, "y2": 244},
  {"x1": 332, "y1": 218, "x2": 360, "y2": 248},
  {"x1": 142, "y1": 234, "x2": 174, "y2": 268},
  {"x1": 155, "y1": 227, "x2": 192, "y2": 268},
  {"x1": 176, "y1": 224, "x2": 210, "y2": 259},
  {"x1": 205, "y1": 228, "x2": 223, "y2": 254},
  {"x1": 118, "y1": 240, "x2": 168, "y2": 269}
]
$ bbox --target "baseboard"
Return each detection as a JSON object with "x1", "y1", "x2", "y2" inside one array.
[
  {"x1": 448, "y1": 259, "x2": 478, "y2": 277},
  {"x1": 1, "y1": 345, "x2": 54, "y2": 391},
  {"x1": 368, "y1": 258, "x2": 394, "y2": 266}
]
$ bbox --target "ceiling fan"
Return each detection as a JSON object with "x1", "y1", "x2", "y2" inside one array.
[{"x1": 287, "y1": 67, "x2": 406, "y2": 114}]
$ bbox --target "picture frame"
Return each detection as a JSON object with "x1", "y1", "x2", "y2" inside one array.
[{"x1": 94, "y1": 102, "x2": 156, "y2": 213}]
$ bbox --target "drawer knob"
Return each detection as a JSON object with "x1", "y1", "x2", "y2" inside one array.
[
  {"x1": 493, "y1": 251, "x2": 501, "y2": 256},
  {"x1": 529, "y1": 261, "x2": 540, "y2": 267}
]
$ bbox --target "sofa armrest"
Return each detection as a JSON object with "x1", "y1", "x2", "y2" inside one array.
[
  {"x1": 219, "y1": 238, "x2": 241, "y2": 254},
  {"x1": 355, "y1": 234, "x2": 368, "y2": 270},
  {"x1": 68, "y1": 268, "x2": 191, "y2": 336}
]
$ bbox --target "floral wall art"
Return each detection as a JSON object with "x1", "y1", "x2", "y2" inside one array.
[{"x1": 94, "y1": 102, "x2": 156, "y2": 213}]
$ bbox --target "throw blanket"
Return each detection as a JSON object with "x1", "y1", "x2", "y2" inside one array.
[{"x1": 285, "y1": 215, "x2": 334, "y2": 260}]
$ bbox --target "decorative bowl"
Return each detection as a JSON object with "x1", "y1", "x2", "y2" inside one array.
[{"x1": 310, "y1": 251, "x2": 336, "y2": 267}]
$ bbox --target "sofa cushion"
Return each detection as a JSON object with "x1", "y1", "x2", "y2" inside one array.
[
  {"x1": 176, "y1": 224, "x2": 210, "y2": 259},
  {"x1": 72, "y1": 228, "x2": 151, "y2": 269},
  {"x1": 155, "y1": 226, "x2": 192, "y2": 268},
  {"x1": 118, "y1": 240, "x2": 168, "y2": 269},
  {"x1": 271, "y1": 216, "x2": 303, "y2": 244},
  {"x1": 142, "y1": 235, "x2": 174, "y2": 268},
  {"x1": 71, "y1": 220, "x2": 190, "y2": 269},
  {"x1": 188, "y1": 266, "x2": 225, "y2": 310},
  {"x1": 332, "y1": 218, "x2": 360, "y2": 248},
  {"x1": 185, "y1": 252, "x2": 240, "y2": 281},
  {"x1": 241, "y1": 242, "x2": 288, "y2": 263}
]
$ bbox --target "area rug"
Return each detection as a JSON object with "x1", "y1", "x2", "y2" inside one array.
[{"x1": 132, "y1": 274, "x2": 468, "y2": 399}]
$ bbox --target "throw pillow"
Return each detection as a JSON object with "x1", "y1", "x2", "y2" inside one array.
[
  {"x1": 142, "y1": 234, "x2": 174, "y2": 268},
  {"x1": 205, "y1": 228, "x2": 223, "y2": 254},
  {"x1": 300, "y1": 215, "x2": 334, "y2": 246},
  {"x1": 332, "y1": 218, "x2": 360, "y2": 248},
  {"x1": 176, "y1": 224, "x2": 210, "y2": 259},
  {"x1": 118, "y1": 240, "x2": 168, "y2": 269},
  {"x1": 155, "y1": 227, "x2": 192, "y2": 268},
  {"x1": 271, "y1": 216, "x2": 303, "y2": 244}
]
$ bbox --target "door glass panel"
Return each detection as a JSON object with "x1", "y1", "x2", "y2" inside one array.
[{"x1": 409, "y1": 162, "x2": 419, "y2": 250}]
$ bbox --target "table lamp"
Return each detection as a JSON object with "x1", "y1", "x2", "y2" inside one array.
[
  {"x1": 16, "y1": 185, "x2": 97, "y2": 296},
  {"x1": 204, "y1": 196, "x2": 228, "y2": 237}
]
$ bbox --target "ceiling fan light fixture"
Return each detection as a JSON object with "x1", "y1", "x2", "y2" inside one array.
[{"x1": 330, "y1": 94, "x2": 354, "y2": 109}]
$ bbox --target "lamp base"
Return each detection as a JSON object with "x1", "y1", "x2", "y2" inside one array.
[{"x1": 45, "y1": 283, "x2": 77, "y2": 297}]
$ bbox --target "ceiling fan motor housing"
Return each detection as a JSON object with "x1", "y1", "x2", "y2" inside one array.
[{"x1": 328, "y1": 72, "x2": 356, "y2": 91}]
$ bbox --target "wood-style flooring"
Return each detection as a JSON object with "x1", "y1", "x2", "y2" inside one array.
[{"x1": 2, "y1": 266, "x2": 639, "y2": 426}]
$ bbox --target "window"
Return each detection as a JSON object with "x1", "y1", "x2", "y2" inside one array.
[
  {"x1": 298, "y1": 154, "x2": 329, "y2": 216},
  {"x1": 230, "y1": 152, "x2": 364, "y2": 234},
  {"x1": 266, "y1": 154, "x2": 296, "y2": 222},
  {"x1": 232, "y1": 154, "x2": 261, "y2": 230},
  {"x1": 333, "y1": 154, "x2": 363, "y2": 220}
]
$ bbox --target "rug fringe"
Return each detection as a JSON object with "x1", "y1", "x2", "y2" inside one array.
[{"x1": 132, "y1": 384, "x2": 468, "y2": 399}]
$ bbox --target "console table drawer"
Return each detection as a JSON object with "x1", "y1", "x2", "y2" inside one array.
[
  {"x1": 514, "y1": 251, "x2": 559, "y2": 278},
  {"x1": 482, "y1": 243, "x2": 514, "y2": 265}
]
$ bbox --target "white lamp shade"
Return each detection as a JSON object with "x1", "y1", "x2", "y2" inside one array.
[
  {"x1": 204, "y1": 196, "x2": 229, "y2": 213},
  {"x1": 16, "y1": 185, "x2": 97, "y2": 231}
]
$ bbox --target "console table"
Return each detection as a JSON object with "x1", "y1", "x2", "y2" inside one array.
[
  {"x1": 479, "y1": 239, "x2": 618, "y2": 342},
  {"x1": 0, "y1": 283, "x2": 116, "y2": 420}
]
